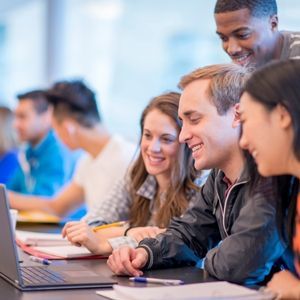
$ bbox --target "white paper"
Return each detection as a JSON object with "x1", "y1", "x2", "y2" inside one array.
[
  {"x1": 96, "y1": 282, "x2": 275, "y2": 300},
  {"x1": 16, "y1": 230, "x2": 70, "y2": 246},
  {"x1": 34, "y1": 245, "x2": 92, "y2": 258}
]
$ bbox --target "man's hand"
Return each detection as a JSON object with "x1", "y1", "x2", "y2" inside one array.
[{"x1": 107, "y1": 246, "x2": 148, "y2": 276}]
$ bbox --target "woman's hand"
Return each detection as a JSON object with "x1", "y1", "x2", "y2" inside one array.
[
  {"x1": 267, "y1": 270, "x2": 300, "y2": 299},
  {"x1": 127, "y1": 226, "x2": 166, "y2": 242},
  {"x1": 62, "y1": 221, "x2": 102, "y2": 254}
]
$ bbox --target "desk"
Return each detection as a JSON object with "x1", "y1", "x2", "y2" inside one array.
[{"x1": 0, "y1": 224, "x2": 217, "y2": 300}]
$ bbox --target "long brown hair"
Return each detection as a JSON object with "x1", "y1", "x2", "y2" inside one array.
[{"x1": 129, "y1": 92, "x2": 199, "y2": 227}]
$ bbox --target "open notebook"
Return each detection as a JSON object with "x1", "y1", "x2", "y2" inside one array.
[
  {"x1": 16, "y1": 230, "x2": 105, "y2": 259},
  {"x1": 96, "y1": 281, "x2": 275, "y2": 300}
]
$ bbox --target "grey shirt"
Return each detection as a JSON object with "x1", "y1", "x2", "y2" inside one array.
[{"x1": 280, "y1": 31, "x2": 300, "y2": 60}]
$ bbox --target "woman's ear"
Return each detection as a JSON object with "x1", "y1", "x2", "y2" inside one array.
[{"x1": 277, "y1": 104, "x2": 292, "y2": 130}]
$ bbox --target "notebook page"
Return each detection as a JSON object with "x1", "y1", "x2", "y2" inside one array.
[
  {"x1": 34, "y1": 245, "x2": 92, "y2": 258},
  {"x1": 96, "y1": 282, "x2": 275, "y2": 300},
  {"x1": 16, "y1": 230, "x2": 70, "y2": 246}
]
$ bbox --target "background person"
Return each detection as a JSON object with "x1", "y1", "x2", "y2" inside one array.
[
  {"x1": 9, "y1": 80, "x2": 136, "y2": 220},
  {"x1": 7, "y1": 90, "x2": 77, "y2": 196},
  {"x1": 0, "y1": 106, "x2": 20, "y2": 184}
]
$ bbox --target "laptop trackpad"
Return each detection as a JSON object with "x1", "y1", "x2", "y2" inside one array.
[{"x1": 49, "y1": 264, "x2": 114, "y2": 284}]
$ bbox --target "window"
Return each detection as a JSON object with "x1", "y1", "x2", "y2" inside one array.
[{"x1": 0, "y1": 0, "x2": 299, "y2": 141}]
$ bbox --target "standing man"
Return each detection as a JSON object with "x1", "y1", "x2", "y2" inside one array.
[
  {"x1": 214, "y1": 0, "x2": 300, "y2": 67},
  {"x1": 8, "y1": 90, "x2": 77, "y2": 196},
  {"x1": 106, "y1": 64, "x2": 286, "y2": 284}
]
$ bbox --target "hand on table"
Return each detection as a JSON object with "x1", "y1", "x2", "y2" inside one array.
[
  {"x1": 107, "y1": 246, "x2": 148, "y2": 276},
  {"x1": 62, "y1": 221, "x2": 102, "y2": 254},
  {"x1": 266, "y1": 270, "x2": 300, "y2": 299}
]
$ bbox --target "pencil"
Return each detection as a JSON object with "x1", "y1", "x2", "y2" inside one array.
[{"x1": 93, "y1": 221, "x2": 126, "y2": 232}]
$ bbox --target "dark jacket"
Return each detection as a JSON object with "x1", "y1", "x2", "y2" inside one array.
[{"x1": 139, "y1": 168, "x2": 286, "y2": 284}]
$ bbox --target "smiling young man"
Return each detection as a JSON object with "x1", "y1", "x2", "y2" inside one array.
[
  {"x1": 106, "y1": 64, "x2": 287, "y2": 284},
  {"x1": 214, "y1": 0, "x2": 300, "y2": 67}
]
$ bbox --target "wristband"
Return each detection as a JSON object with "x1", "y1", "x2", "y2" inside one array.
[{"x1": 124, "y1": 226, "x2": 133, "y2": 236}]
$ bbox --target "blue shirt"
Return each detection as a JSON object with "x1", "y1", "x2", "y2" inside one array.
[
  {"x1": 7, "y1": 130, "x2": 77, "y2": 196},
  {"x1": 0, "y1": 149, "x2": 20, "y2": 184}
]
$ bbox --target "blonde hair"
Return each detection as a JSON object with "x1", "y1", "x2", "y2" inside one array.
[
  {"x1": 129, "y1": 92, "x2": 199, "y2": 227},
  {"x1": 0, "y1": 107, "x2": 18, "y2": 155},
  {"x1": 178, "y1": 64, "x2": 251, "y2": 115}
]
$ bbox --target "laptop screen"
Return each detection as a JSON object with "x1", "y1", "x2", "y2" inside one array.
[{"x1": 0, "y1": 185, "x2": 23, "y2": 286}]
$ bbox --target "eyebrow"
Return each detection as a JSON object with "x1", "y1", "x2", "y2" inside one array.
[
  {"x1": 216, "y1": 26, "x2": 251, "y2": 36},
  {"x1": 182, "y1": 110, "x2": 199, "y2": 117}
]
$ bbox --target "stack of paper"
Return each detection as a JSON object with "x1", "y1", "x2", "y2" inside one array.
[
  {"x1": 16, "y1": 230, "x2": 104, "y2": 259},
  {"x1": 96, "y1": 281, "x2": 275, "y2": 300}
]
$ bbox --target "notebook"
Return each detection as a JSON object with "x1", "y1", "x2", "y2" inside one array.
[
  {"x1": 16, "y1": 230, "x2": 70, "y2": 246},
  {"x1": 96, "y1": 281, "x2": 275, "y2": 300},
  {"x1": 0, "y1": 184, "x2": 116, "y2": 291},
  {"x1": 16, "y1": 230, "x2": 105, "y2": 259}
]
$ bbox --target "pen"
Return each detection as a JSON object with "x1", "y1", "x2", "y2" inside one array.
[
  {"x1": 29, "y1": 256, "x2": 51, "y2": 265},
  {"x1": 129, "y1": 277, "x2": 184, "y2": 285},
  {"x1": 93, "y1": 221, "x2": 126, "y2": 232}
]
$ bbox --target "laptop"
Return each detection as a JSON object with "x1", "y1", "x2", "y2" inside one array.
[{"x1": 0, "y1": 185, "x2": 117, "y2": 291}]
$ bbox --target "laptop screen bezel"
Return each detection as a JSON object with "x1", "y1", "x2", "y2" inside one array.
[{"x1": 0, "y1": 185, "x2": 24, "y2": 287}]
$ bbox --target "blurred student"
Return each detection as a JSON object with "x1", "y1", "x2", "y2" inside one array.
[
  {"x1": 239, "y1": 59, "x2": 300, "y2": 299},
  {"x1": 214, "y1": 0, "x2": 300, "y2": 67},
  {"x1": 7, "y1": 90, "x2": 76, "y2": 196},
  {"x1": 9, "y1": 80, "x2": 136, "y2": 219},
  {"x1": 0, "y1": 106, "x2": 20, "y2": 184},
  {"x1": 107, "y1": 64, "x2": 287, "y2": 285},
  {"x1": 62, "y1": 92, "x2": 206, "y2": 255}
]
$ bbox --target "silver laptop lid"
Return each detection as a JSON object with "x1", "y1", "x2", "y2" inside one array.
[{"x1": 0, "y1": 185, "x2": 23, "y2": 286}]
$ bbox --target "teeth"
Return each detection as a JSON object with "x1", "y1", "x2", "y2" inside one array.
[
  {"x1": 234, "y1": 54, "x2": 250, "y2": 62},
  {"x1": 192, "y1": 144, "x2": 203, "y2": 152},
  {"x1": 149, "y1": 156, "x2": 164, "y2": 162}
]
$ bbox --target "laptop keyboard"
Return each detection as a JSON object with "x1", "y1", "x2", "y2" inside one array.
[{"x1": 21, "y1": 266, "x2": 66, "y2": 285}]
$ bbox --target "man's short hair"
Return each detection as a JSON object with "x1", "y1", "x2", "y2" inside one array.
[
  {"x1": 214, "y1": 0, "x2": 277, "y2": 18},
  {"x1": 46, "y1": 80, "x2": 101, "y2": 128},
  {"x1": 178, "y1": 64, "x2": 251, "y2": 115},
  {"x1": 17, "y1": 90, "x2": 49, "y2": 114}
]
